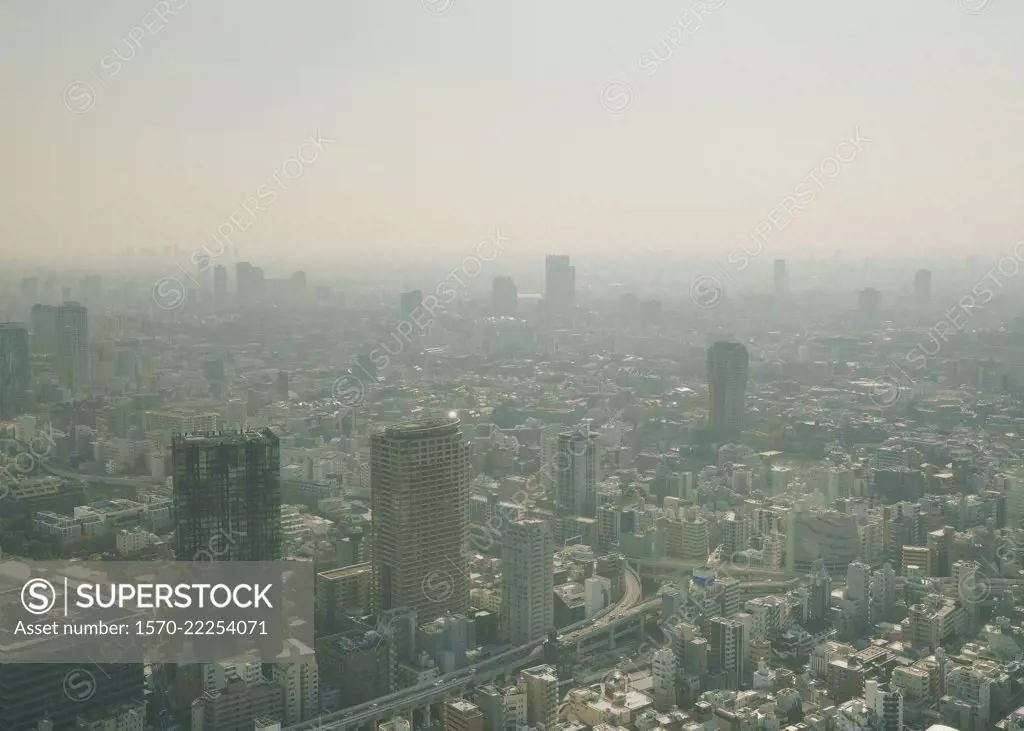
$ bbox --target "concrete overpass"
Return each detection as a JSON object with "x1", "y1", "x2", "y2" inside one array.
[
  {"x1": 629, "y1": 556, "x2": 803, "y2": 582},
  {"x1": 288, "y1": 567, "x2": 645, "y2": 731},
  {"x1": 43, "y1": 464, "x2": 165, "y2": 489}
]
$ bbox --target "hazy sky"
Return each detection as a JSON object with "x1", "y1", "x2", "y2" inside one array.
[{"x1": 2, "y1": 0, "x2": 1022, "y2": 270}]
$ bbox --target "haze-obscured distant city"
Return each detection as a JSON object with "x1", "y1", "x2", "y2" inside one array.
[{"x1": 4, "y1": 2, "x2": 1024, "y2": 731}]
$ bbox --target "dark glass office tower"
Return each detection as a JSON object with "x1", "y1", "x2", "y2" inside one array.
[
  {"x1": 0, "y1": 323, "x2": 30, "y2": 419},
  {"x1": 172, "y1": 429, "x2": 282, "y2": 561},
  {"x1": 0, "y1": 663, "x2": 144, "y2": 731}
]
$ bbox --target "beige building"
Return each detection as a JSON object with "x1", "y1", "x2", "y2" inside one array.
[
  {"x1": 444, "y1": 700, "x2": 485, "y2": 731},
  {"x1": 371, "y1": 418, "x2": 472, "y2": 623},
  {"x1": 521, "y1": 665, "x2": 559, "y2": 729}
]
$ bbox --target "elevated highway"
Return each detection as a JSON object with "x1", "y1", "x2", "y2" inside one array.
[
  {"x1": 43, "y1": 464, "x2": 165, "y2": 489},
  {"x1": 629, "y1": 556, "x2": 802, "y2": 582},
  {"x1": 288, "y1": 567, "x2": 644, "y2": 731}
]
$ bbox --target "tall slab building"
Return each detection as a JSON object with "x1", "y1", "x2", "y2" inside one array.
[
  {"x1": 371, "y1": 417, "x2": 472, "y2": 623},
  {"x1": 55, "y1": 301, "x2": 89, "y2": 393},
  {"x1": 501, "y1": 519, "x2": 554, "y2": 646},
  {"x1": 0, "y1": 323, "x2": 30, "y2": 419},
  {"x1": 707, "y1": 341, "x2": 749, "y2": 440}
]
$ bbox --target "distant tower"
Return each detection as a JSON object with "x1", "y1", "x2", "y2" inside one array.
[
  {"x1": 276, "y1": 371, "x2": 289, "y2": 401},
  {"x1": 55, "y1": 302, "x2": 89, "y2": 393},
  {"x1": 20, "y1": 277, "x2": 39, "y2": 304},
  {"x1": 236, "y1": 262, "x2": 265, "y2": 302},
  {"x1": 400, "y1": 290, "x2": 424, "y2": 321},
  {"x1": 195, "y1": 253, "x2": 212, "y2": 290},
  {"x1": 554, "y1": 428, "x2": 601, "y2": 517},
  {"x1": 773, "y1": 259, "x2": 788, "y2": 296},
  {"x1": 371, "y1": 417, "x2": 472, "y2": 623},
  {"x1": 501, "y1": 519, "x2": 554, "y2": 646},
  {"x1": 858, "y1": 288, "x2": 881, "y2": 321},
  {"x1": 491, "y1": 276, "x2": 518, "y2": 317},
  {"x1": 214, "y1": 265, "x2": 228, "y2": 306},
  {"x1": 0, "y1": 323, "x2": 31, "y2": 419},
  {"x1": 913, "y1": 269, "x2": 931, "y2": 308},
  {"x1": 291, "y1": 271, "x2": 307, "y2": 301},
  {"x1": 544, "y1": 255, "x2": 575, "y2": 313},
  {"x1": 172, "y1": 429, "x2": 282, "y2": 561},
  {"x1": 30, "y1": 304, "x2": 58, "y2": 355},
  {"x1": 707, "y1": 342, "x2": 749, "y2": 440}
]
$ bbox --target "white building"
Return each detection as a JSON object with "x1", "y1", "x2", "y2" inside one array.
[
  {"x1": 866, "y1": 680, "x2": 903, "y2": 731},
  {"x1": 116, "y1": 527, "x2": 152, "y2": 556},
  {"x1": 501, "y1": 520, "x2": 554, "y2": 646},
  {"x1": 584, "y1": 576, "x2": 612, "y2": 618},
  {"x1": 553, "y1": 429, "x2": 601, "y2": 516},
  {"x1": 652, "y1": 648, "x2": 676, "y2": 711}
]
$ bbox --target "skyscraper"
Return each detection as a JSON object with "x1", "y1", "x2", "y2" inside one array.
[
  {"x1": 914, "y1": 269, "x2": 931, "y2": 308},
  {"x1": 707, "y1": 342, "x2": 749, "y2": 439},
  {"x1": 236, "y1": 262, "x2": 265, "y2": 302},
  {"x1": 371, "y1": 417, "x2": 472, "y2": 623},
  {"x1": 19, "y1": 277, "x2": 39, "y2": 304},
  {"x1": 214, "y1": 265, "x2": 228, "y2": 306},
  {"x1": 708, "y1": 616, "x2": 745, "y2": 689},
  {"x1": 808, "y1": 558, "x2": 832, "y2": 621},
  {"x1": 501, "y1": 519, "x2": 554, "y2": 645},
  {"x1": 544, "y1": 255, "x2": 575, "y2": 313},
  {"x1": 773, "y1": 259, "x2": 788, "y2": 296},
  {"x1": 172, "y1": 429, "x2": 282, "y2": 561},
  {"x1": 0, "y1": 664, "x2": 145, "y2": 731},
  {"x1": 554, "y1": 428, "x2": 601, "y2": 517},
  {"x1": 30, "y1": 303, "x2": 58, "y2": 355},
  {"x1": 858, "y1": 287, "x2": 881, "y2": 321},
  {"x1": 400, "y1": 290, "x2": 424, "y2": 321},
  {"x1": 195, "y1": 253, "x2": 213, "y2": 290},
  {"x1": 491, "y1": 276, "x2": 518, "y2": 317},
  {"x1": 291, "y1": 270, "x2": 307, "y2": 302},
  {"x1": 56, "y1": 301, "x2": 89, "y2": 393},
  {"x1": 0, "y1": 323, "x2": 30, "y2": 420}
]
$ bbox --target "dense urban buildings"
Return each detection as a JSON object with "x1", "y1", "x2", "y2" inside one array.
[
  {"x1": 1, "y1": 7, "x2": 1021, "y2": 726},
  {"x1": 5, "y1": 252, "x2": 1024, "y2": 731}
]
